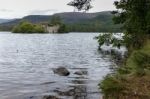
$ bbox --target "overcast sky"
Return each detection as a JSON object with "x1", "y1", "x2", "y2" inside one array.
[{"x1": 0, "y1": 0, "x2": 116, "y2": 19}]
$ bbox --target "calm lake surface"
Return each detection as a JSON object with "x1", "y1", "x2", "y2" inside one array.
[{"x1": 0, "y1": 32, "x2": 114, "y2": 99}]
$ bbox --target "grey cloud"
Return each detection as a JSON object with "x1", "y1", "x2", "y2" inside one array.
[{"x1": 0, "y1": 9, "x2": 13, "y2": 12}]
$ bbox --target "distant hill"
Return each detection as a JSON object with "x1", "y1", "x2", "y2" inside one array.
[
  {"x1": 0, "y1": 12, "x2": 104, "y2": 25},
  {"x1": 0, "y1": 16, "x2": 51, "y2": 26},
  {"x1": 0, "y1": 11, "x2": 122, "y2": 32},
  {"x1": 0, "y1": 19, "x2": 14, "y2": 24}
]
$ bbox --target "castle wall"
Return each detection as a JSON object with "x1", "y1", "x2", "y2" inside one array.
[
  {"x1": 42, "y1": 24, "x2": 59, "y2": 33},
  {"x1": 46, "y1": 25, "x2": 60, "y2": 33}
]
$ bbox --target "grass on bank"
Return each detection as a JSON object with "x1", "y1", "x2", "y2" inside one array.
[{"x1": 100, "y1": 40, "x2": 150, "y2": 99}]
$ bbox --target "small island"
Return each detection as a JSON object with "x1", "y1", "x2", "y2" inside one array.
[
  {"x1": 12, "y1": 16, "x2": 68, "y2": 33},
  {"x1": 12, "y1": 21, "x2": 45, "y2": 33}
]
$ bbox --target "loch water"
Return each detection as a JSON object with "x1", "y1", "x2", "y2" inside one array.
[{"x1": 0, "y1": 32, "x2": 115, "y2": 99}]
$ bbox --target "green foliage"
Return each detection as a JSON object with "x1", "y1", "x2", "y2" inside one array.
[
  {"x1": 12, "y1": 21, "x2": 45, "y2": 33},
  {"x1": 95, "y1": 33, "x2": 124, "y2": 48},
  {"x1": 117, "y1": 67, "x2": 131, "y2": 75},
  {"x1": 33, "y1": 25, "x2": 45, "y2": 33},
  {"x1": 146, "y1": 11, "x2": 150, "y2": 33},
  {"x1": 96, "y1": 0, "x2": 150, "y2": 50},
  {"x1": 126, "y1": 49, "x2": 150, "y2": 76},
  {"x1": 113, "y1": 0, "x2": 150, "y2": 49},
  {"x1": 95, "y1": 0, "x2": 150, "y2": 50},
  {"x1": 100, "y1": 75, "x2": 125, "y2": 98},
  {"x1": 100, "y1": 41, "x2": 150, "y2": 98},
  {"x1": 95, "y1": 33, "x2": 113, "y2": 47},
  {"x1": 98, "y1": 0, "x2": 150, "y2": 98},
  {"x1": 117, "y1": 42, "x2": 150, "y2": 76},
  {"x1": 58, "y1": 24, "x2": 69, "y2": 33}
]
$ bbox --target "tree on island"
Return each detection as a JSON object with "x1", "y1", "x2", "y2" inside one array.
[
  {"x1": 12, "y1": 21, "x2": 45, "y2": 33},
  {"x1": 49, "y1": 15, "x2": 69, "y2": 33}
]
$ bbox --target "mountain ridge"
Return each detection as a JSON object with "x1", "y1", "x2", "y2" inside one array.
[
  {"x1": 0, "y1": 19, "x2": 14, "y2": 24},
  {"x1": 0, "y1": 11, "x2": 111, "y2": 25},
  {"x1": 0, "y1": 11, "x2": 122, "y2": 32}
]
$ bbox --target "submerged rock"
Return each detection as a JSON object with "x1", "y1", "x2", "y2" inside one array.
[
  {"x1": 53, "y1": 67, "x2": 70, "y2": 76},
  {"x1": 53, "y1": 85, "x2": 87, "y2": 98},
  {"x1": 43, "y1": 95, "x2": 59, "y2": 99},
  {"x1": 74, "y1": 71, "x2": 87, "y2": 75}
]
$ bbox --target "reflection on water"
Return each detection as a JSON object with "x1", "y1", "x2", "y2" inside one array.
[{"x1": 0, "y1": 32, "x2": 114, "y2": 99}]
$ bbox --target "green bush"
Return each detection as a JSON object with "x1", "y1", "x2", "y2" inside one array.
[
  {"x1": 33, "y1": 25, "x2": 45, "y2": 33},
  {"x1": 130, "y1": 51, "x2": 150, "y2": 76},
  {"x1": 100, "y1": 40, "x2": 150, "y2": 99},
  {"x1": 117, "y1": 67, "x2": 131, "y2": 75},
  {"x1": 100, "y1": 75, "x2": 125, "y2": 98},
  {"x1": 58, "y1": 24, "x2": 69, "y2": 33},
  {"x1": 12, "y1": 21, "x2": 45, "y2": 33}
]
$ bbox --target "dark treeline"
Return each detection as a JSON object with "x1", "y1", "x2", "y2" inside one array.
[
  {"x1": 67, "y1": 23, "x2": 121, "y2": 33},
  {"x1": 0, "y1": 22, "x2": 122, "y2": 33}
]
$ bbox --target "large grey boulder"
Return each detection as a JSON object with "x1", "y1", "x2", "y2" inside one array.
[{"x1": 53, "y1": 67, "x2": 70, "y2": 76}]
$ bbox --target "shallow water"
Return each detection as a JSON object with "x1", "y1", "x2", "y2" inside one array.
[{"x1": 0, "y1": 32, "x2": 114, "y2": 99}]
